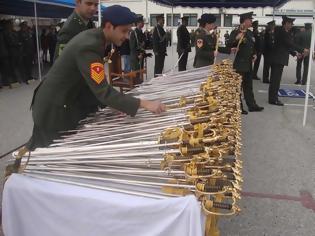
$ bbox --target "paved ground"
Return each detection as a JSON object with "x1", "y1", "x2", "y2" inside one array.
[{"x1": 1, "y1": 46, "x2": 314, "y2": 236}]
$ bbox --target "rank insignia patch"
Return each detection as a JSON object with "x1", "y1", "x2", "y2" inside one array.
[
  {"x1": 197, "y1": 39, "x2": 203, "y2": 48},
  {"x1": 90, "y1": 62, "x2": 105, "y2": 84}
]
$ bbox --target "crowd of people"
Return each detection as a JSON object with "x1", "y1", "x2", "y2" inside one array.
[
  {"x1": 0, "y1": 0, "x2": 313, "y2": 116},
  {"x1": 0, "y1": 19, "x2": 59, "y2": 89}
]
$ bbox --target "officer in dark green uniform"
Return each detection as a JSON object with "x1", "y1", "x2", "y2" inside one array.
[
  {"x1": 228, "y1": 12, "x2": 264, "y2": 113},
  {"x1": 193, "y1": 14, "x2": 217, "y2": 68},
  {"x1": 153, "y1": 14, "x2": 167, "y2": 77},
  {"x1": 130, "y1": 15, "x2": 145, "y2": 71},
  {"x1": 54, "y1": 0, "x2": 98, "y2": 60},
  {"x1": 25, "y1": 5, "x2": 165, "y2": 151},
  {"x1": 252, "y1": 20, "x2": 263, "y2": 80},
  {"x1": 177, "y1": 16, "x2": 191, "y2": 71},
  {"x1": 295, "y1": 23, "x2": 312, "y2": 85},
  {"x1": 262, "y1": 20, "x2": 275, "y2": 84},
  {"x1": 268, "y1": 16, "x2": 307, "y2": 106}
]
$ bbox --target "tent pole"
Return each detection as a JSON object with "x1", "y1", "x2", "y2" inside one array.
[
  {"x1": 145, "y1": 0, "x2": 148, "y2": 30},
  {"x1": 34, "y1": 0, "x2": 42, "y2": 81},
  {"x1": 302, "y1": 9, "x2": 315, "y2": 127},
  {"x1": 171, "y1": 4, "x2": 174, "y2": 60},
  {"x1": 98, "y1": 0, "x2": 101, "y2": 27},
  {"x1": 272, "y1": 7, "x2": 275, "y2": 20}
]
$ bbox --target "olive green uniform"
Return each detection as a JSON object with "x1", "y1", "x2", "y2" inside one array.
[
  {"x1": 193, "y1": 27, "x2": 216, "y2": 68},
  {"x1": 54, "y1": 11, "x2": 94, "y2": 60},
  {"x1": 27, "y1": 28, "x2": 140, "y2": 150}
]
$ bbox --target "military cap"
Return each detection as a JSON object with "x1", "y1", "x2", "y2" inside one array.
[
  {"x1": 181, "y1": 16, "x2": 189, "y2": 20},
  {"x1": 252, "y1": 20, "x2": 258, "y2": 27},
  {"x1": 156, "y1": 14, "x2": 164, "y2": 20},
  {"x1": 282, "y1": 15, "x2": 295, "y2": 24},
  {"x1": 267, "y1": 20, "x2": 275, "y2": 26},
  {"x1": 240, "y1": 12, "x2": 253, "y2": 23},
  {"x1": 136, "y1": 15, "x2": 144, "y2": 23},
  {"x1": 102, "y1": 5, "x2": 137, "y2": 26},
  {"x1": 305, "y1": 23, "x2": 312, "y2": 30},
  {"x1": 198, "y1": 14, "x2": 216, "y2": 24}
]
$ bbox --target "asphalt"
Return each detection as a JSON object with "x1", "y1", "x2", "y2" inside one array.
[{"x1": 1, "y1": 46, "x2": 314, "y2": 236}]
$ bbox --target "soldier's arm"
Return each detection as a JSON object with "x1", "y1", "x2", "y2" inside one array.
[
  {"x1": 152, "y1": 27, "x2": 160, "y2": 53},
  {"x1": 129, "y1": 31, "x2": 137, "y2": 53},
  {"x1": 177, "y1": 27, "x2": 184, "y2": 51},
  {"x1": 76, "y1": 48, "x2": 140, "y2": 116},
  {"x1": 227, "y1": 30, "x2": 239, "y2": 48}
]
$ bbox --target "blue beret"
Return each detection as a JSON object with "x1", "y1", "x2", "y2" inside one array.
[{"x1": 102, "y1": 5, "x2": 137, "y2": 26}]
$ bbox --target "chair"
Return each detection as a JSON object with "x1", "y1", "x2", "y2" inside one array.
[{"x1": 107, "y1": 51, "x2": 146, "y2": 93}]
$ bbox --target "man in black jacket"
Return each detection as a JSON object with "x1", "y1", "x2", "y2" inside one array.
[
  {"x1": 268, "y1": 16, "x2": 308, "y2": 106},
  {"x1": 295, "y1": 23, "x2": 312, "y2": 85},
  {"x1": 228, "y1": 12, "x2": 264, "y2": 114},
  {"x1": 177, "y1": 16, "x2": 191, "y2": 71},
  {"x1": 252, "y1": 20, "x2": 263, "y2": 80},
  {"x1": 262, "y1": 20, "x2": 275, "y2": 84},
  {"x1": 153, "y1": 14, "x2": 167, "y2": 77}
]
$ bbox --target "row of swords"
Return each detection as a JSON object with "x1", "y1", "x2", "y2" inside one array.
[{"x1": 15, "y1": 60, "x2": 243, "y2": 217}]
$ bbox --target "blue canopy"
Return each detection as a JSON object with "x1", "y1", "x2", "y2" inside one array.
[
  {"x1": 0, "y1": 0, "x2": 104, "y2": 18},
  {"x1": 151, "y1": 0, "x2": 289, "y2": 8}
]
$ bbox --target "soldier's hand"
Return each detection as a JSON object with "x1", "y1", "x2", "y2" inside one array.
[
  {"x1": 214, "y1": 50, "x2": 218, "y2": 57},
  {"x1": 303, "y1": 48, "x2": 310, "y2": 56},
  {"x1": 252, "y1": 54, "x2": 257, "y2": 63},
  {"x1": 140, "y1": 100, "x2": 166, "y2": 114},
  {"x1": 231, "y1": 48, "x2": 238, "y2": 54}
]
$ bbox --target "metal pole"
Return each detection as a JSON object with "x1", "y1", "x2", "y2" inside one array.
[
  {"x1": 272, "y1": 7, "x2": 275, "y2": 20},
  {"x1": 98, "y1": 0, "x2": 101, "y2": 27},
  {"x1": 145, "y1": 0, "x2": 149, "y2": 31},
  {"x1": 171, "y1": 4, "x2": 174, "y2": 59},
  {"x1": 302, "y1": 9, "x2": 315, "y2": 127},
  {"x1": 34, "y1": 0, "x2": 42, "y2": 81}
]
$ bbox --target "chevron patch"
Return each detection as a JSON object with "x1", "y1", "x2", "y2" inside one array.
[{"x1": 90, "y1": 62, "x2": 105, "y2": 84}]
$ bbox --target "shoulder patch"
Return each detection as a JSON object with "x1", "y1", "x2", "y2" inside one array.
[
  {"x1": 90, "y1": 62, "x2": 105, "y2": 84},
  {"x1": 196, "y1": 39, "x2": 203, "y2": 48}
]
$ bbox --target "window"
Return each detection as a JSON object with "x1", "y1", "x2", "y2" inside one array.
[
  {"x1": 166, "y1": 14, "x2": 181, "y2": 27},
  {"x1": 224, "y1": 14, "x2": 233, "y2": 27},
  {"x1": 214, "y1": 14, "x2": 221, "y2": 27},
  {"x1": 183, "y1": 14, "x2": 198, "y2": 26},
  {"x1": 150, "y1": 14, "x2": 161, "y2": 27}
]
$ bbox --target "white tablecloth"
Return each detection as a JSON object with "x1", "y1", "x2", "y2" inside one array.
[{"x1": 3, "y1": 174, "x2": 205, "y2": 236}]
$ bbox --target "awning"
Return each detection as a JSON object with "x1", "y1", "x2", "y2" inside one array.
[{"x1": 151, "y1": 0, "x2": 289, "y2": 8}]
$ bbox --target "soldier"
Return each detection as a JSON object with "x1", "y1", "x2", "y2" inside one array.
[
  {"x1": 54, "y1": 0, "x2": 98, "y2": 60},
  {"x1": 130, "y1": 16, "x2": 145, "y2": 71},
  {"x1": 252, "y1": 20, "x2": 263, "y2": 80},
  {"x1": 177, "y1": 16, "x2": 191, "y2": 71},
  {"x1": 268, "y1": 16, "x2": 308, "y2": 106},
  {"x1": 193, "y1": 14, "x2": 217, "y2": 68},
  {"x1": 54, "y1": 0, "x2": 100, "y2": 120},
  {"x1": 224, "y1": 30, "x2": 230, "y2": 45},
  {"x1": 22, "y1": 5, "x2": 165, "y2": 152},
  {"x1": 295, "y1": 23, "x2": 312, "y2": 85},
  {"x1": 20, "y1": 21, "x2": 35, "y2": 82},
  {"x1": 153, "y1": 14, "x2": 167, "y2": 77},
  {"x1": 228, "y1": 12, "x2": 264, "y2": 113},
  {"x1": 262, "y1": 20, "x2": 275, "y2": 84}
]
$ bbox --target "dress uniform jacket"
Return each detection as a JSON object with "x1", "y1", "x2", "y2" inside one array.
[
  {"x1": 193, "y1": 27, "x2": 216, "y2": 68},
  {"x1": 54, "y1": 11, "x2": 94, "y2": 60},
  {"x1": 270, "y1": 26, "x2": 303, "y2": 66},
  {"x1": 29, "y1": 28, "x2": 140, "y2": 148},
  {"x1": 153, "y1": 24, "x2": 167, "y2": 56},
  {"x1": 263, "y1": 28, "x2": 275, "y2": 62},
  {"x1": 176, "y1": 24, "x2": 191, "y2": 54},
  {"x1": 129, "y1": 28, "x2": 145, "y2": 70},
  {"x1": 228, "y1": 28, "x2": 255, "y2": 73}
]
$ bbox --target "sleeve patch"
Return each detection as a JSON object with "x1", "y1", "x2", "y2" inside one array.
[
  {"x1": 90, "y1": 62, "x2": 105, "y2": 84},
  {"x1": 196, "y1": 39, "x2": 203, "y2": 48}
]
